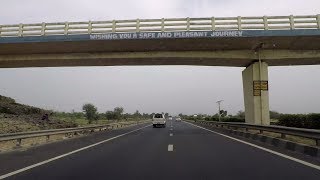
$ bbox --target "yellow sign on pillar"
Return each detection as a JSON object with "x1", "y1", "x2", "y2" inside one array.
[
  {"x1": 260, "y1": 81, "x2": 268, "y2": 90},
  {"x1": 253, "y1": 89, "x2": 261, "y2": 96},
  {"x1": 253, "y1": 81, "x2": 261, "y2": 90},
  {"x1": 253, "y1": 80, "x2": 268, "y2": 96}
]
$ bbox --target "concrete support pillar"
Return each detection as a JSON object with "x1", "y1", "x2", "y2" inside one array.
[{"x1": 242, "y1": 61, "x2": 270, "y2": 125}]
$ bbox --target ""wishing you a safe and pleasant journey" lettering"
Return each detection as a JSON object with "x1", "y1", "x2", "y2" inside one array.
[{"x1": 90, "y1": 31, "x2": 243, "y2": 40}]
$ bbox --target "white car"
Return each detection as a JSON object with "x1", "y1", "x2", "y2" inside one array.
[
  {"x1": 175, "y1": 117, "x2": 181, "y2": 121},
  {"x1": 152, "y1": 113, "x2": 166, "y2": 128}
]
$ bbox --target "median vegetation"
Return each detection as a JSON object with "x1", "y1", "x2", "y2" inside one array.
[
  {"x1": 179, "y1": 111, "x2": 245, "y2": 123},
  {"x1": 180, "y1": 110, "x2": 320, "y2": 129},
  {"x1": 277, "y1": 114, "x2": 320, "y2": 129}
]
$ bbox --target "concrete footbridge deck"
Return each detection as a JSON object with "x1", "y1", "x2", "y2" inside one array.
[
  {"x1": 1, "y1": 15, "x2": 320, "y2": 125},
  {"x1": 0, "y1": 15, "x2": 320, "y2": 68}
]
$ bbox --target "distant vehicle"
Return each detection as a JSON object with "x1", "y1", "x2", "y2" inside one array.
[
  {"x1": 152, "y1": 113, "x2": 166, "y2": 128},
  {"x1": 168, "y1": 116, "x2": 173, "y2": 120},
  {"x1": 175, "y1": 117, "x2": 181, "y2": 121}
]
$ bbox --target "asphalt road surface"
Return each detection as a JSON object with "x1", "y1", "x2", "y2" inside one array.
[{"x1": 0, "y1": 120, "x2": 320, "y2": 180}]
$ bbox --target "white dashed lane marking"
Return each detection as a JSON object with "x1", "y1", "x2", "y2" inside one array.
[{"x1": 168, "y1": 144, "x2": 174, "y2": 151}]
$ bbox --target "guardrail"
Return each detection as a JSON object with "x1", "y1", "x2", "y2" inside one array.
[
  {"x1": 192, "y1": 120, "x2": 320, "y2": 146},
  {"x1": 0, "y1": 15, "x2": 319, "y2": 37},
  {"x1": 0, "y1": 120, "x2": 149, "y2": 147}
]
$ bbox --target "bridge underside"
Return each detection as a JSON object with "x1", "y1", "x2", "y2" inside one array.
[
  {"x1": 0, "y1": 35, "x2": 320, "y2": 68},
  {"x1": 0, "y1": 50, "x2": 320, "y2": 68}
]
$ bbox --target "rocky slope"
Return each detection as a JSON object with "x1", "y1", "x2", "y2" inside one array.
[{"x1": 0, "y1": 95, "x2": 76, "y2": 134}]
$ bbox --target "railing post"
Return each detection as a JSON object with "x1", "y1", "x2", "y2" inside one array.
[
  {"x1": 16, "y1": 139, "x2": 22, "y2": 147},
  {"x1": 41, "y1": 22, "x2": 46, "y2": 36},
  {"x1": 88, "y1": 21, "x2": 92, "y2": 34},
  {"x1": 263, "y1": 16, "x2": 268, "y2": 30},
  {"x1": 259, "y1": 130, "x2": 263, "y2": 134},
  {"x1": 186, "y1": 17, "x2": 190, "y2": 31},
  {"x1": 289, "y1": 15, "x2": 294, "y2": 30},
  {"x1": 211, "y1": 17, "x2": 216, "y2": 31},
  {"x1": 317, "y1": 14, "x2": 320, "y2": 29},
  {"x1": 161, "y1": 18, "x2": 165, "y2": 32},
  {"x1": 316, "y1": 139, "x2": 320, "y2": 146},
  {"x1": 46, "y1": 135, "x2": 50, "y2": 142},
  {"x1": 237, "y1": 16, "x2": 242, "y2": 30},
  {"x1": 18, "y1": 23, "x2": 23, "y2": 37},
  {"x1": 136, "y1": 18, "x2": 140, "y2": 32},
  {"x1": 112, "y1": 20, "x2": 116, "y2": 33},
  {"x1": 64, "y1": 22, "x2": 69, "y2": 35}
]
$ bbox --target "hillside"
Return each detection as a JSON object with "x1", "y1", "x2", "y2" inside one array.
[{"x1": 0, "y1": 95, "x2": 77, "y2": 134}]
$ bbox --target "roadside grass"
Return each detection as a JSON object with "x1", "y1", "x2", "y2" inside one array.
[
  {"x1": 270, "y1": 119, "x2": 279, "y2": 124},
  {"x1": 245, "y1": 129, "x2": 316, "y2": 146},
  {"x1": 0, "y1": 116, "x2": 40, "y2": 134},
  {"x1": 58, "y1": 116, "x2": 147, "y2": 126},
  {"x1": 0, "y1": 113, "x2": 149, "y2": 135}
]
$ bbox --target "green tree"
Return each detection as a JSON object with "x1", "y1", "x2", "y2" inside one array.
[
  {"x1": 219, "y1": 110, "x2": 228, "y2": 117},
  {"x1": 82, "y1": 103, "x2": 98, "y2": 124},
  {"x1": 105, "y1": 111, "x2": 116, "y2": 120},
  {"x1": 142, "y1": 113, "x2": 150, "y2": 119},
  {"x1": 133, "y1": 110, "x2": 141, "y2": 118},
  {"x1": 114, "y1": 107, "x2": 124, "y2": 120}
]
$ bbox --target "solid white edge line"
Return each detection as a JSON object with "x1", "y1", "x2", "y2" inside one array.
[
  {"x1": 0, "y1": 124, "x2": 151, "y2": 179},
  {"x1": 168, "y1": 144, "x2": 174, "y2": 151},
  {"x1": 183, "y1": 121, "x2": 320, "y2": 171}
]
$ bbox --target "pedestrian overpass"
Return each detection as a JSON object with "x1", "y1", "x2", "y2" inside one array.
[{"x1": 1, "y1": 15, "x2": 320, "y2": 125}]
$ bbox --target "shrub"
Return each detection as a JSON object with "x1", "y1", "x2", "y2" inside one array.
[
  {"x1": 204, "y1": 116, "x2": 218, "y2": 121},
  {"x1": 25, "y1": 107, "x2": 42, "y2": 114},
  {"x1": 203, "y1": 116, "x2": 244, "y2": 123},
  {"x1": 0, "y1": 95, "x2": 16, "y2": 103},
  {"x1": 306, "y1": 114, "x2": 320, "y2": 129},
  {"x1": 277, "y1": 114, "x2": 320, "y2": 129},
  {"x1": 82, "y1": 103, "x2": 98, "y2": 123},
  {"x1": 0, "y1": 106, "x2": 15, "y2": 114},
  {"x1": 221, "y1": 117, "x2": 245, "y2": 123}
]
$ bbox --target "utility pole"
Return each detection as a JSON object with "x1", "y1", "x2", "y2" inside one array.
[{"x1": 216, "y1": 100, "x2": 223, "y2": 122}]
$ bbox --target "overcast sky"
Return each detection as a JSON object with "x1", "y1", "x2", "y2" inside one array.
[{"x1": 0, "y1": 0, "x2": 319, "y2": 115}]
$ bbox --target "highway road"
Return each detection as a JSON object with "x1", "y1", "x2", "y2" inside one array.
[{"x1": 0, "y1": 120, "x2": 320, "y2": 179}]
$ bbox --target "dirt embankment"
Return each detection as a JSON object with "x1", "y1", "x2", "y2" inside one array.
[{"x1": 0, "y1": 95, "x2": 77, "y2": 134}]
